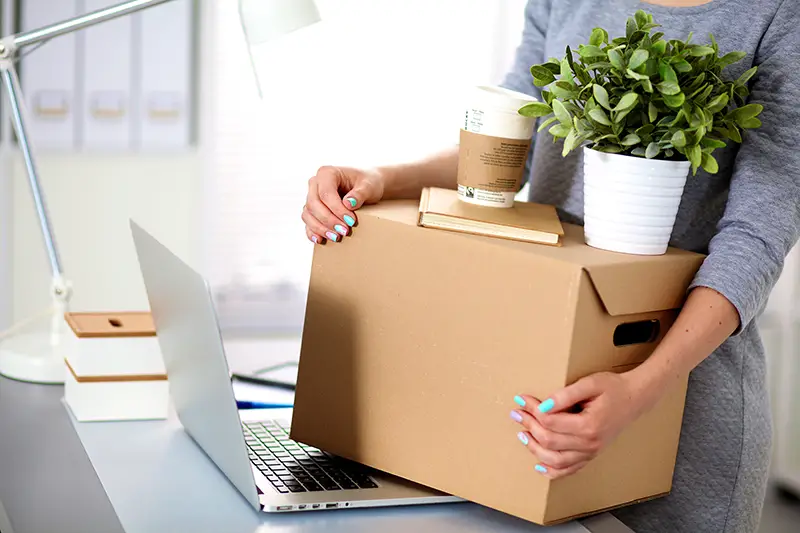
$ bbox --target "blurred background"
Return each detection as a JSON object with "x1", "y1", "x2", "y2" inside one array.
[{"x1": 0, "y1": 1, "x2": 797, "y2": 529}]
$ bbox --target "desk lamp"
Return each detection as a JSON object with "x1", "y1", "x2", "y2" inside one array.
[{"x1": 0, "y1": 0, "x2": 321, "y2": 384}]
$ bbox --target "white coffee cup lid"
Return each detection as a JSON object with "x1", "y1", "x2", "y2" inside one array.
[{"x1": 471, "y1": 85, "x2": 540, "y2": 113}]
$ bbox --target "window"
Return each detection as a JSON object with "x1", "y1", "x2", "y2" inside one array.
[{"x1": 205, "y1": 0, "x2": 527, "y2": 333}]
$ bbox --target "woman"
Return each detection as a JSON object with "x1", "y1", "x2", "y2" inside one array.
[{"x1": 300, "y1": 1, "x2": 799, "y2": 531}]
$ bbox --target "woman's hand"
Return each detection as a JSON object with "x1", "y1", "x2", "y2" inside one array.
[
  {"x1": 510, "y1": 370, "x2": 663, "y2": 479},
  {"x1": 302, "y1": 165, "x2": 386, "y2": 244}
]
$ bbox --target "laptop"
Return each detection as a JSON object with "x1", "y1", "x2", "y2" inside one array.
[{"x1": 130, "y1": 221, "x2": 461, "y2": 513}]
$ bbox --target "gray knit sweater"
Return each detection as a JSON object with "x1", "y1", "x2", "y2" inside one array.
[{"x1": 501, "y1": 1, "x2": 800, "y2": 532}]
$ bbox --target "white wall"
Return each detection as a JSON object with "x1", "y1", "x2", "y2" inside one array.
[{"x1": 10, "y1": 153, "x2": 203, "y2": 322}]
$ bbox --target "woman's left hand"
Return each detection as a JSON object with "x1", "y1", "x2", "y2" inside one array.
[{"x1": 510, "y1": 370, "x2": 661, "y2": 479}]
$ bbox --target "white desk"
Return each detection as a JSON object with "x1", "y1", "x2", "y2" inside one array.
[{"x1": 0, "y1": 338, "x2": 635, "y2": 533}]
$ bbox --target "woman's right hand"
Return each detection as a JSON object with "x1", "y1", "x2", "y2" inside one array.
[{"x1": 302, "y1": 165, "x2": 386, "y2": 244}]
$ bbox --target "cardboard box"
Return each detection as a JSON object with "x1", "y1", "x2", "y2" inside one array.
[
  {"x1": 291, "y1": 200, "x2": 705, "y2": 525},
  {"x1": 64, "y1": 312, "x2": 169, "y2": 422}
]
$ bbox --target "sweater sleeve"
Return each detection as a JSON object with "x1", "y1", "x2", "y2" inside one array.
[
  {"x1": 500, "y1": 0, "x2": 551, "y2": 99},
  {"x1": 688, "y1": 1, "x2": 800, "y2": 334}
]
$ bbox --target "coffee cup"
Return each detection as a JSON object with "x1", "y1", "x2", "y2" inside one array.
[{"x1": 457, "y1": 86, "x2": 538, "y2": 208}]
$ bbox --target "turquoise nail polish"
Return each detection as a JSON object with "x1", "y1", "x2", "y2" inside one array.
[
  {"x1": 535, "y1": 464, "x2": 548, "y2": 474},
  {"x1": 335, "y1": 225, "x2": 348, "y2": 236},
  {"x1": 538, "y1": 398, "x2": 555, "y2": 413},
  {"x1": 514, "y1": 395, "x2": 526, "y2": 407},
  {"x1": 344, "y1": 215, "x2": 355, "y2": 227},
  {"x1": 347, "y1": 198, "x2": 357, "y2": 208},
  {"x1": 517, "y1": 432, "x2": 529, "y2": 446},
  {"x1": 326, "y1": 231, "x2": 339, "y2": 242}
]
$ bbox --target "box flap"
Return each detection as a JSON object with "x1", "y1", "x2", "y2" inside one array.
[{"x1": 583, "y1": 254, "x2": 705, "y2": 316}]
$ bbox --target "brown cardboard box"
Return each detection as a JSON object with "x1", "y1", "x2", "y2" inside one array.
[{"x1": 291, "y1": 199, "x2": 705, "y2": 525}]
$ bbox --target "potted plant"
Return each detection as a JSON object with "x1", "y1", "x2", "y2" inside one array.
[{"x1": 518, "y1": 10, "x2": 764, "y2": 255}]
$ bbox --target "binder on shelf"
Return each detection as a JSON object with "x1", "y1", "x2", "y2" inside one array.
[
  {"x1": 135, "y1": 0, "x2": 193, "y2": 150},
  {"x1": 20, "y1": 0, "x2": 80, "y2": 150},
  {"x1": 82, "y1": 0, "x2": 133, "y2": 150}
]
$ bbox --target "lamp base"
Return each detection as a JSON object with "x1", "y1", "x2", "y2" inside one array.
[{"x1": 0, "y1": 331, "x2": 66, "y2": 384}]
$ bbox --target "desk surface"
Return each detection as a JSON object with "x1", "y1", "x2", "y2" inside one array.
[{"x1": 0, "y1": 339, "x2": 634, "y2": 533}]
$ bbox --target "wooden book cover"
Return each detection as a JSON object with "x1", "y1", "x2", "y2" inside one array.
[{"x1": 417, "y1": 187, "x2": 564, "y2": 246}]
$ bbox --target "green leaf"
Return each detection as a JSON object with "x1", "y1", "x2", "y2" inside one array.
[
  {"x1": 659, "y1": 62, "x2": 678, "y2": 84},
  {"x1": 626, "y1": 17, "x2": 637, "y2": 40},
  {"x1": 543, "y1": 61, "x2": 562, "y2": 74},
  {"x1": 657, "y1": 80, "x2": 681, "y2": 96},
  {"x1": 586, "y1": 61, "x2": 613, "y2": 70},
  {"x1": 614, "y1": 106, "x2": 634, "y2": 123},
  {"x1": 629, "y1": 49, "x2": 649, "y2": 71},
  {"x1": 728, "y1": 103, "x2": 763, "y2": 122},
  {"x1": 626, "y1": 68, "x2": 650, "y2": 81},
  {"x1": 533, "y1": 77, "x2": 551, "y2": 87},
  {"x1": 562, "y1": 128, "x2": 579, "y2": 157},
  {"x1": 641, "y1": 78, "x2": 653, "y2": 93},
  {"x1": 706, "y1": 93, "x2": 729, "y2": 114},
  {"x1": 717, "y1": 51, "x2": 747, "y2": 69},
  {"x1": 673, "y1": 59, "x2": 692, "y2": 73},
  {"x1": 701, "y1": 153, "x2": 719, "y2": 174},
  {"x1": 710, "y1": 33, "x2": 719, "y2": 53},
  {"x1": 690, "y1": 45, "x2": 714, "y2": 57},
  {"x1": 663, "y1": 92, "x2": 686, "y2": 109},
  {"x1": 648, "y1": 102, "x2": 658, "y2": 122},
  {"x1": 634, "y1": 10, "x2": 649, "y2": 29},
  {"x1": 631, "y1": 146, "x2": 647, "y2": 157},
  {"x1": 701, "y1": 137, "x2": 727, "y2": 149},
  {"x1": 608, "y1": 49, "x2": 625, "y2": 71},
  {"x1": 637, "y1": 124, "x2": 655, "y2": 136},
  {"x1": 549, "y1": 124, "x2": 572, "y2": 138},
  {"x1": 736, "y1": 66, "x2": 758, "y2": 86},
  {"x1": 727, "y1": 125, "x2": 742, "y2": 143},
  {"x1": 550, "y1": 84, "x2": 579, "y2": 100},
  {"x1": 589, "y1": 28, "x2": 606, "y2": 46},
  {"x1": 652, "y1": 32, "x2": 665, "y2": 42},
  {"x1": 579, "y1": 45, "x2": 606, "y2": 58},
  {"x1": 518, "y1": 102, "x2": 553, "y2": 118},
  {"x1": 645, "y1": 142, "x2": 660, "y2": 159},
  {"x1": 686, "y1": 144, "x2": 702, "y2": 170},
  {"x1": 595, "y1": 144, "x2": 625, "y2": 153},
  {"x1": 612, "y1": 119, "x2": 624, "y2": 136},
  {"x1": 651, "y1": 40, "x2": 667, "y2": 56},
  {"x1": 615, "y1": 92, "x2": 639, "y2": 112},
  {"x1": 588, "y1": 108, "x2": 612, "y2": 126},
  {"x1": 552, "y1": 100, "x2": 572, "y2": 125},
  {"x1": 671, "y1": 130, "x2": 687, "y2": 148},
  {"x1": 541, "y1": 90, "x2": 554, "y2": 105},
  {"x1": 530, "y1": 65, "x2": 556, "y2": 83},
  {"x1": 593, "y1": 84, "x2": 612, "y2": 110},
  {"x1": 537, "y1": 116, "x2": 559, "y2": 132},
  {"x1": 560, "y1": 58, "x2": 574, "y2": 84},
  {"x1": 665, "y1": 149, "x2": 675, "y2": 158},
  {"x1": 739, "y1": 117, "x2": 762, "y2": 129},
  {"x1": 621, "y1": 133, "x2": 641, "y2": 146}
]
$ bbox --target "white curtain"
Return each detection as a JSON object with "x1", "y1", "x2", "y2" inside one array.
[{"x1": 205, "y1": 0, "x2": 528, "y2": 332}]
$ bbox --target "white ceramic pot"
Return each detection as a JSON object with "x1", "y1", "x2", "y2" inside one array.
[{"x1": 582, "y1": 147, "x2": 690, "y2": 255}]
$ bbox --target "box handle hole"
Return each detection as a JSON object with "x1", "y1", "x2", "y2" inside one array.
[
  {"x1": 614, "y1": 320, "x2": 660, "y2": 346},
  {"x1": 108, "y1": 318, "x2": 123, "y2": 328}
]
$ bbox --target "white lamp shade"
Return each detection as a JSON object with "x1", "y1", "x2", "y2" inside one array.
[{"x1": 239, "y1": 0, "x2": 321, "y2": 45}]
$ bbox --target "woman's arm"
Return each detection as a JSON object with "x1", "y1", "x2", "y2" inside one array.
[{"x1": 378, "y1": 148, "x2": 459, "y2": 200}]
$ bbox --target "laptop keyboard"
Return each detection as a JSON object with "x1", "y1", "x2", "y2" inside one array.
[{"x1": 243, "y1": 420, "x2": 379, "y2": 494}]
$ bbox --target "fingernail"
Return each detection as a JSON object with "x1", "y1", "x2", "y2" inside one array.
[
  {"x1": 326, "y1": 231, "x2": 339, "y2": 242},
  {"x1": 334, "y1": 225, "x2": 348, "y2": 236},
  {"x1": 514, "y1": 395, "x2": 526, "y2": 407},
  {"x1": 535, "y1": 464, "x2": 548, "y2": 474},
  {"x1": 312, "y1": 236, "x2": 319, "y2": 244},
  {"x1": 538, "y1": 399, "x2": 555, "y2": 414},
  {"x1": 347, "y1": 197, "x2": 357, "y2": 208},
  {"x1": 517, "y1": 432, "x2": 529, "y2": 446},
  {"x1": 510, "y1": 410, "x2": 523, "y2": 423},
  {"x1": 344, "y1": 215, "x2": 355, "y2": 227}
]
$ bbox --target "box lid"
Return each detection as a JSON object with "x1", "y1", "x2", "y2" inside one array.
[
  {"x1": 64, "y1": 312, "x2": 166, "y2": 381},
  {"x1": 360, "y1": 201, "x2": 706, "y2": 316}
]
